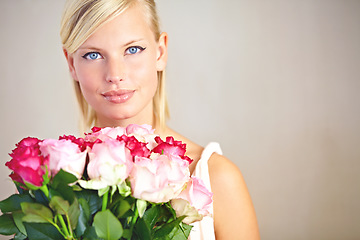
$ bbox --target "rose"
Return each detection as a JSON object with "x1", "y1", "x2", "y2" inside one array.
[
  {"x1": 5, "y1": 137, "x2": 49, "y2": 188},
  {"x1": 85, "y1": 126, "x2": 126, "y2": 142},
  {"x1": 79, "y1": 139, "x2": 133, "y2": 191},
  {"x1": 126, "y1": 124, "x2": 158, "y2": 150},
  {"x1": 126, "y1": 124, "x2": 154, "y2": 136},
  {"x1": 59, "y1": 134, "x2": 92, "y2": 151},
  {"x1": 129, "y1": 153, "x2": 190, "y2": 203},
  {"x1": 152, "y1": 136, "x2": 193, "y2": 164},
  {"x1": 39, "y1": 139, "x2": 87, "y2": 179},
  {"x1": 85, "y1": 124, "x2": 158, "y2": 150},
  {"x1": 117, "y1": 135, "x2": 151, "y2": 158},
  {"x1": 170, "y1": 177, "x2": 213, "y2": 224}
]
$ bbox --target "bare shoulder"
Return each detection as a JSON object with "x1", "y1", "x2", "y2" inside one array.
[{"x1": 208, "y1": 154, "x2": 260, "y2": 240}]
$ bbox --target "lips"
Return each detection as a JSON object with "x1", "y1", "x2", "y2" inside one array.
[{"x1": 101, "y1": 89, "x2": 135, "y2": 104}]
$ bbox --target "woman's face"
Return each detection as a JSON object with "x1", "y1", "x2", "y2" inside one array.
[{"x1": 65, "y1": 4, "x2": 168, "y2": 127}]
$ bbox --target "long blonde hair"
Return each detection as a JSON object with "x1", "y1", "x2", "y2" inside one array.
[{"x1": 60, "y1": 0, "x2": 169, "y2": 132}]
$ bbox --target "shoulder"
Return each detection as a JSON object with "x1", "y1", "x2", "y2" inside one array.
[
  {"x1": 208, "y1": 153, "x2": 260, "y2": 239},
  {"x1": 208, "y1": 154, "x2": 247, "y2": 204}
]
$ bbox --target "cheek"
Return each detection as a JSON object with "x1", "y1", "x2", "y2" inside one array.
[
  {"x1": 132, "y1": 52, "x2": 158, "y2": 85},
  {"x1": 74, "y1": 62, "x2": 102, "y2": 90}
]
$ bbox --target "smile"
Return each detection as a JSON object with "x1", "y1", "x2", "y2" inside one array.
[{"x1": 101, "y1": 89, "x2": 135, "y2": 104}]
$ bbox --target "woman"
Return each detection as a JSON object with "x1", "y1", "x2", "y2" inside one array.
[{"x1": 61, "y1": 0, "x2": 260, "y2": 239}]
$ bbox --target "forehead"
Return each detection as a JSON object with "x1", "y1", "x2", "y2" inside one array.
[{"x1": 81, "y1": 4, "x2": 155, "y2": 48}]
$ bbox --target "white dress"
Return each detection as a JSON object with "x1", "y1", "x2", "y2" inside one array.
[{"x1": 189, "y1": 142, "x2": 223, "y2": 240}]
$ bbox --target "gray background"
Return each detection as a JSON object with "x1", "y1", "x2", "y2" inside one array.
[{"x1": 1, "y1": 0, "x2": 359, "y2": 239}]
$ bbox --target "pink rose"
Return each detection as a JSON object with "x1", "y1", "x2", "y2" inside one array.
[
  {"x1": 39, "y1": 139, "x2": 87, "y2": 179},
  {"x1": 129, "y1": 154, "x2": 190, "y2": 203},
  {"x1": 126, "y1": 124, "x2": 157, "y2": 150},
  {"x1": 125, "y1": 124, "x2": 154, "y2": 135},
  {"x1": 80, "y1": 139, "x2": 133, "y2": 190},
  {"x1": 152, "y1": 136, "x2": 193, "y2": 164},
  {"x1": 170, "y1": 177, "x2": 213, "y2": 224},
  {"x1": 85, "y1": 127, "x2": 126, "y2": 142},
  {"x1": 6, "y1": 137, "x2": 49, "y2": 188}
]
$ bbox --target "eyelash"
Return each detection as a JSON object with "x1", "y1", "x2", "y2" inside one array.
[
  {"x1": 125, "y1": 46, "x2": 146, "y2": 55},
  {"x1": 81, "y1": 46, "x2": 146, "y2": 60},
  {"x1": 82, "y1": 52, "x2": 101, "y2": 60}
]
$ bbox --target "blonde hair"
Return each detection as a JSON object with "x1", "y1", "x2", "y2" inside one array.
[{"x1": 60, "y1": 0, "x2": 169, "y2": 132}]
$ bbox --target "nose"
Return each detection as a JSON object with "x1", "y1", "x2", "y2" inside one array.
[{"x1": 105, "y1": 58, "x2": 125, "y2": 83}]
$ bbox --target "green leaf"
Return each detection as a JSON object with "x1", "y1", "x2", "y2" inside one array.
[
  {"x1": 31, "y1": 189, "x2": 48, "y2": 205},
  {"x1": 49, "y1": 196, "x2": 70, "y2": 215},
  {"x1": 14, "y1": 231, "x2": 27, "y2": 240},
  {"x1": 143, "y1": 205, "x2": 162, "y2": 229},
  {"x1": 51, "y1": 169, "x2": 78, "y2": 204},
  {"x1": 50, "y1": 182, "x2": 75, "y2": 205},
  {"x1": 93, "y1": 209, "x2": 123, "y2": 240},
  {"x1": 0, "y1": 214, "x2": 19, "y2": 235},
  {"x1": 170, "y1": 222, "x2": 192, "y2": 240},
  {"x1": 82, "y1": 226, "x2": 101, "y2": 240},
  {"x1": 0, "y1": 194, "x2": 34, "y2": 213},
  {"x1": 75, "y1": 198, "x2": 91, "y2": 237},
  {"x1": 21, "y1": 202, "x2": 53, "y2": 223},
  {"x1": 68, "y1": 197, "x2": 80, "y2": 230},
  {"x1": 180, "y1": 223, "x2": 192, "y2": 239},
  {"x1": 110, "y1": 197, "x2": 131, "y2": 218},
  {"x1": 24, "y1": 222, "x2": 65, "y2": 240},
  {"x1": 133, "y1": 217, "x2": 151, "y2": 239},
  {"x1": 16, "y1": 185, "x2": 26, "y2": 195},
  {"x1": 75, "y1": 189, "x2": 102, "y2": 215},
  {"x1": 154, "y1": 217, "x2": 187, "y2": 240},
  {"x1": 13, "y1": 211, "x2": 27, "y2": 235},
  {"x1": 121, "y1": 229, "x2": 132, "y2": 239},
  {"x1": 52, "y1": 169, "x2": 78, "y2": 187}
]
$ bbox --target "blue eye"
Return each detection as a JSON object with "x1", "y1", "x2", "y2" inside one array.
[
  {"x1": 82, "y1": 52, "x2": 101, "y2": 60},
  {"x1": 126, "y1": 46, "x2": 146, "y2": 55}
]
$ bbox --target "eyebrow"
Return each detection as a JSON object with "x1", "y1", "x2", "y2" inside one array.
[
  {"x1": 78, "y1": 38, "x2": 145, "y2": 51},
  {"x1": 123, "y1": 39, "x2": 145, "y2": 47}
]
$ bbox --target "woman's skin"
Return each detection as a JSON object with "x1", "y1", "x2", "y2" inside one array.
[{"x1": 64, "y1": 4, "x2": 260, "y2": 239}]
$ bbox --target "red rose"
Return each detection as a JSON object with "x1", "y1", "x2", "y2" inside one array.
[
  {"x1": 59, "y1": 134, "x2": 93, "y2": 151},
  {"x1": 6, "y1": 137, "x2": 49, "y2": 188},
  {"x1": 152, "y1": 136, "x2": 193, "y2": 164},
  {"x1": 117, "y1": 135, "x2": 150, "y2": 158}
]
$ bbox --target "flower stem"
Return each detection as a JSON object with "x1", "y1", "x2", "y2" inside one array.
[
  {"x1": 102, "y1": 190, "x2": 109, "y2": 211},
  {"x1": 39, "y1": 185, "x2": 49, "y2": 198},
  {"x1": 129, "y1": 204, "x2": 139, "y2": 234},
  {"x1": 58, "y1": 215, "x2": 71, "y2": 238},
  {"x1": 65, "y1": 214, "x2": 74, "y2": 238},
  {"x1": 49, "y1": 221, "x2": 67, "y2": 239}
]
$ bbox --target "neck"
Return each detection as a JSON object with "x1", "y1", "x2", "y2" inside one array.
[
  {"x1": 95, "y1": 111, "x2": 165, "y2": 134},
  {"x1": 96, "y1": 115, "x2": 154, "y2": 128},
  {"x1": 93, "y1": 101, "x2": 169, "y2": 134}
]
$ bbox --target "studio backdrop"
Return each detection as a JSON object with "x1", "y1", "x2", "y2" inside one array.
[{"x1": 1, "y1": 1, "x2": 359, "y2": 239}]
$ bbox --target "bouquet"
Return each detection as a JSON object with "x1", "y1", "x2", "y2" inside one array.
[{"x1": 0, "y1": 124, "x2": 213, "y2": 240}]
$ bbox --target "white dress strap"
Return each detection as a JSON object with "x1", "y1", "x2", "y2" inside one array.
[
  {"x1": 189, "y1": 142, "x2": 222, "y2": 240},
  {"x1": 193, "y1": 142, "x2": 222, "y2": 191}
]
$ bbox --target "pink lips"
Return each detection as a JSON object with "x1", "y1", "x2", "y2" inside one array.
[{"x1": 102, "y1": 89, "x2": 135, "y2": 104}]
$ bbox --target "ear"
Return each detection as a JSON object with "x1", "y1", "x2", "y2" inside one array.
[
  {"x1": 156, "y1": 32, "x2": 168, "y2": 71},
  {"x1": 63, "y1": 47, "x2": 78, "y2": 81}
]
